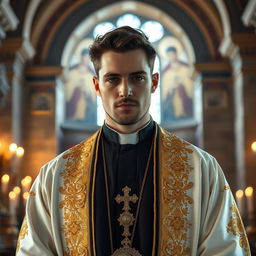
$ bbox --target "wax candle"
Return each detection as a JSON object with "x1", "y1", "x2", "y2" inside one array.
[
  {"x1": 13, "y1": 186, "x2": 21, "y2": 195},
  {"x1": 23, "y1": 191, "x2": 29, "y2": 207},
  {"x1": 235, "y1": 189, "x2": 244, "y2": 215},
  {"x1": 1, "y1": 174, "x2": 10, "y2": 194},
  {"x1": 9, "y1": 143, "x2": 17, "y2": 154},
  {"x1": 245, "y1": 186, "x2": 254, "y2": 214},
  {"x1": 251, "y1": 141, "x2": 256, "y2": 153},
  {"x1": 21, "y1": 176, "x2": 32, "y2": 192},
  {"x1": 16, "y1": 147, "x2": 24, "y2": 158},
  {"x1": 9, "y1": 191, "x2": 17, "y2": 216},
  {"x1": 0, "y1": 141, "x2": 3, "y2": 154}
]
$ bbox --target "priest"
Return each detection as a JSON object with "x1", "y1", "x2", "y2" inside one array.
[{"x1": 16, "y1": 26, "x2": 251, "y2": 256}]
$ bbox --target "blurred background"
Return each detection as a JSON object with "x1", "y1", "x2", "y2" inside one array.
[{"x1": 0, "y1": 0, "x2": 256, "y2": 255}]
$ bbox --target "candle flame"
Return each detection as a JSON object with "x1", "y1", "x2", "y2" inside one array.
[
  {"x1": 1, "y1": 174, "x2": 10, "y2": 183},
  {"x1": 16, "y1": 147, "x2": 25, "y2": 157},
  {"x1": 13, "y1": 186, "x2": 21, "y2": 194},
  {"x1": 21, "y1": 176, "x2": 32, "y2": 186},
  {"x1": 251, "y1": 141, "x2": 256, "y2": 152},
  {"x1": 25, "y1": 176, "x2": 32, "y2": 183},
  {"x1": 245, "y1": 186, "x2": 253, "y2": 197},
  {"x1": 236, "y1": 189, "x2": 244, "y2": 199},
  {"x1": 9, "y1": 191, "x2": 16, "y2": 200},
  {"x1": 9, "y1": 143, "x2": 17, "y2": 153},
  {"x1": 23, "y1": 192, "x2": 29, "y2": 200}
]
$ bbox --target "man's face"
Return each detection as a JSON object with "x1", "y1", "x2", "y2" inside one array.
[
  {"x1": 93, "y1": 49, "x2": 158, "y2": 132},
  {"x1": 167, "y1": 51, "x2": 177, "y2": 62}
]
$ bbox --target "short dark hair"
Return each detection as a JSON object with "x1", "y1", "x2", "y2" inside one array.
[{"x1": 89, "y1": 26, "x2": 156, "y2": 76}]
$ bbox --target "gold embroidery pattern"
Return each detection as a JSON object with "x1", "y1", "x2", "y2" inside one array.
[
  {"x1": 223, "y1": 185, "x2": 230, "y2": 191},
  {"x1": 16, "y1": 216, "x2": 28, "y2": 252},
  {"x1": 227, "y1": 204, "x2": 250, "y2": 255},
  {"x1": 160, "y1": 129, "x2": 193, "y2": 256},
  {"x1": 59, "y1": 133, "x2": 98, "y2": 256},
  {"x1": 29, "y1": 191, "x2": 36, "y2": 196}
]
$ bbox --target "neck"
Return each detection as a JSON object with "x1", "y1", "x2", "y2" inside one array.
[{"x1": 105, "y1": 116, "x2": 151, "y2": 134}]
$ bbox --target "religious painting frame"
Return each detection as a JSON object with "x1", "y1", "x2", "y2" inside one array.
[
  {"x1": 63, "y1": 38, "x2": 98, "y2": 125},
  {"x1": 158, "y1": 36, "x2": 195, "y2": 127},
  {"x1": 31, "y1": 92, "x2": 54, "y2": 115}
]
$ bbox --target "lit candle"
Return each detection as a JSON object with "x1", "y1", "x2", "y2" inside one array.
[
  {"x1": 16, "y1": 147, "x2": 24, "y2": 158},
  {"x1": 0, "y1": 141, "x2": 3, "y2": 154},
  {"x1": 21, "y1": 176, "x2": 32, "y2": 192},
  {"x1": 245, "y1": 186, "x2": 254, "y2": 214},
  {"x1": 23, "y1": 191, "x2": 29, "y2": 207},
  {"x1": 9, "y1": 191, "x2": 17, "y2": 215},
  {"x1": 236, "y1": 189, "x2": 244, "y2": 215},
  {"x1": 1, "y1": 174, "x2": 10, "y2": 194},
  {"x1": 251, "y1": 141, "x2": 256, "y2": 153},
  {"x1": 13, "y1": 186, "x2": 21, "y2": 195},
  {"x1": 9, "y1": 143, "x2": 17, "y2": 155}
]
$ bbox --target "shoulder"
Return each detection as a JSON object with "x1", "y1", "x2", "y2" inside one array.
[
  {"x1": 159, "y1": 126, "x2": 217, "y2": 165},
  {"x1": 158, "y1": 126, "x2": 224, "y2": 183},
  {"x1": 38, "y1": 130, "x2": 101, "y2": 181}
]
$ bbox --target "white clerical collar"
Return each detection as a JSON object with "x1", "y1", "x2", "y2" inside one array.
[{"x1": 105, "y1": 120, "x2": 151, "y2": 145}]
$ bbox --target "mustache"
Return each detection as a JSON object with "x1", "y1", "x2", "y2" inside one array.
[{"x1": 115, "y1": 98, "x2": 138, "y2": 107}]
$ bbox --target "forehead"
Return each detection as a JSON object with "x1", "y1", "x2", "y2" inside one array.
[{"x1": 98, "y1": 49, "x2": 150, "y2": 76}]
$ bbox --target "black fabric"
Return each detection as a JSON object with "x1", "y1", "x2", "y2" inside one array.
[{"x1": 94, "y1": 121, "x2": 156, "y2": 255}]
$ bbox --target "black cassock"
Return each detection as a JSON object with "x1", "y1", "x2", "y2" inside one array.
[{"x1": 94, "y1": 120, "x2": 159, "y2": 255}]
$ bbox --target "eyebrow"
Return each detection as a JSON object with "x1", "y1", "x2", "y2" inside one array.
[{"x1": 103, "y1": 71, "x2": 147, "y2": 78}]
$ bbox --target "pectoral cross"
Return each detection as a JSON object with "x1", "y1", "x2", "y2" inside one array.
[{"x1": 115, "y1": 186, "x2": 138, "y2": 247}]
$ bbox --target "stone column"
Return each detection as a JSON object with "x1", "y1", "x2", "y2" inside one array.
[
  {"x1": 230, "y1": 34, "x2": 256, "y2": 192},
  {"x1": 22, "y1": 65, "x2": 62, "y2": 179},
  {"x1": 194, "y1": 61, "x2": 236, "y2": 190},
  {"x1": 0, "y1": 38, "x2": 34, "y2": 179}
]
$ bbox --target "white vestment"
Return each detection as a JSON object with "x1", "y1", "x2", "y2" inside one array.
[{"x1": 16, "y1": 127, "x2": 251, "y2": 256}]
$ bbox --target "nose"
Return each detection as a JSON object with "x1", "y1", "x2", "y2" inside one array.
[{"x1": 118, "y1": 78, "x2": 133, "y2": 97}]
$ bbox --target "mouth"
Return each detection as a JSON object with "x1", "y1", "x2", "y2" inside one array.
[{"x1": 115, "y1": 99, "x2": 138, "y2": 108}]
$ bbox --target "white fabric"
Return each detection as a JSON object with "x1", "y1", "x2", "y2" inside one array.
[{"x1": 16, "y1": 134, "x2": 250, "y2": 256}]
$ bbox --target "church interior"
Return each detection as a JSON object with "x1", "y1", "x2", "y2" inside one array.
[{"x1": 0, "y1": 0, "x2": 256, "y2": 254}]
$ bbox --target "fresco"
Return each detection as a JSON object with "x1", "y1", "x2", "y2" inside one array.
[
  {"x1": 65, "y1": 39, "x2": 97, "y2": 124},
  {"x1": 158, "y1": 36, "x2": 193, "y2": 124}
]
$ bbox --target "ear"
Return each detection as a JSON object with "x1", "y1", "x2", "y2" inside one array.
[
  {"x1": 151, "y1": 73, "x2": 159, "y2": 93},
  {"x1": 93, "y1": 76, "x2": 101, "y2": 97}
]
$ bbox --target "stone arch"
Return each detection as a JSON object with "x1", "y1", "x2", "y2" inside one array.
[
  {"x1": 39, "y1": 0, "x2": 216, "y2": 66},
  {"x1": 60, "y1": 1, "x2": 195, "y2": 68}
]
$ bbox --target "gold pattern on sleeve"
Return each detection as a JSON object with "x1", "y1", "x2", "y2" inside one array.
[
  {"x1": 159, "y1": 129, "x2": 193, "y2": 256},
  {"x1": 223, "y1": 185, "x2": 230, "y2": 191},
  {"x1": 29, "y1": 191, "x2": 36, "y2": 196},
  {"x1": 16, "y1": 216, "x2": 28, "y2": 252},
  {"x1": 227, "y1": 204, "x2": 250, "y2": 255},
  {"x1": 59, "y1": 132, "x2": 98, "y2": 256}
]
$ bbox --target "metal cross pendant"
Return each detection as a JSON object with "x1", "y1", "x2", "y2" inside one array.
[
  {"x1": 116, "y1": 186, "x2": 138, "y2": 212},
  {"x1": 115, "y1": 186, "x2": 139, "y2": 250}
]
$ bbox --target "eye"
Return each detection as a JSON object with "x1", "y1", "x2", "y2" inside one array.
[
  {"x1": 105, "y1": 77, "x2": 120, "y2": 85},
  {"x1": 131, "y1": 74, "x2": 146, "y2": 83}
]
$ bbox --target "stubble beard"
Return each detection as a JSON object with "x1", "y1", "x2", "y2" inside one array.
[{"x1": 104, "y1": 105, "x2": 150, "y2": 126}]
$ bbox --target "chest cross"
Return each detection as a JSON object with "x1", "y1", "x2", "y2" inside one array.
[{"x1": 115, "y1": 186, "x2": 138, "y2": 211}]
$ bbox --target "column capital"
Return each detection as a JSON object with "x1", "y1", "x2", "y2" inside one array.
[
  {"x1": 0, "y1": 37, "x2": 35, "y2": 62},
  {"x1": 192, "y1": 61, "x2": 231, "y2": 80},
  {"x1": 25, "y1": 65, "x2": 63, "y2": 77}
]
